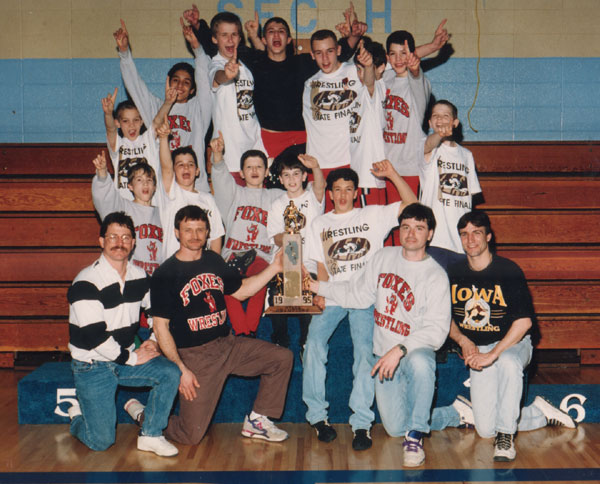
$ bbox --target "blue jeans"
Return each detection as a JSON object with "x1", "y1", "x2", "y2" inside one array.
[
  {"x1": 375, "y1": 347, "x2": 436, "y2": 437},
  {"x1": 430, "y1": 336, "x2": 546, "y2": 436},
  {"x1": 302, "y1": 305, "x2": 375, "y2": 431},
  {"x1": 70, "y1": 356, "x2": 180, "y2": 451}
]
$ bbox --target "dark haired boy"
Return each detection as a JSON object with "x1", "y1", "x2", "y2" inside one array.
[
  {"x1": 349, "y1": 37, "x2": 388, "y2": 206},
  {"x1": 302, "y1": 29, "x2": 367, "y2": 205},
  {"x1": 146, "y1": 205, "x2": 293, "y2": 445},
  {"x1": 114, "y1": 19, "x2": 212, "y2": 193},
  {"x1": 382, "y1": 27, "x2": 447, "y2": 241},
  {"x1": 156, "y1": 121, "x2": 224, "y2": 260},
  {"x1": 210, "y1": 131, "x2": 284, "y2": 336},
  {"x1": 429, "y1": 210, "x2": 576, "y2": 462},
  {"x1": 303, "y1": 162, "x2": 416, "y2": 451},
  {"x1": 91, "y1": 152, "x2": 164, "y2": 276},
  {"x1": 101, "y1": 88, "x2": 167, "y2": 201},
  {"x1": 419, "y1": 100, "x2": 481, "y2": 269},
  {"x1": 267, "y1": 150, "x2": 326, "y2": 349},
  {"x1": 307, "y1": 203, "x2": 451, "y2": 467},
  {"x1": 208, "y1": 11, "x2": 267, "y2": 183}
]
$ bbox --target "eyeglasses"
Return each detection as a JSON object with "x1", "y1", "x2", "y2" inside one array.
[{"x1": 104, "y1": 234, "x2": 133, "y2": 243}]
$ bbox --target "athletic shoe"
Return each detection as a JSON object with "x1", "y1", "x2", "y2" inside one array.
[
  {"x1": 402, "y1": 430, "x2": 425, "y2": 467},
  {"x1": 532, "y1": 396, "x2": 577, "y2": 428},
  {"x1": 67, "y1": 401, "x2": 81, "y2": 420},
  {"x1": 124, "y1": 398, "x2": 144, "y2": 425},
  {"x1": 312, "y1": 420, "x2": 337, "y2": 442},
  {"x1": 352, "y1": 428, "x2": 372, "y2": 451},
  {"x1": 452, "y1": 395, "x2": 475, "y2": 428},
  {"x1": 493, "y1": 432, "x2": 516, "y2": 461},
  {"x1": 241, "y1": 414, "x2": 288, "y2": 442},
  {"x1": 137, "y1": 435, "x2": 178, "y2": 457}
]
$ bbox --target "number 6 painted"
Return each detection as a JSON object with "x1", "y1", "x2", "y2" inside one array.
[{"x1": 559, "y1": 393, "x2": 587, "y2": 423}]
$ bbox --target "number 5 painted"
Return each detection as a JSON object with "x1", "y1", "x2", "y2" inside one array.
[{"x1": 54, "y1": 388, "x2": 77, "y2": 417}]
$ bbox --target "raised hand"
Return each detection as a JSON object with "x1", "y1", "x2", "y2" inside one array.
[
  {"x1": 297, "y1": 153, "x2": 319, "y2": 170},
  {"x1": 164, "y1": 78, "x2": 177, "y2": 105},
  {"x1": 431, "y1": 19, "x2": 450, "y2": 50},
  {"x1": 156, "y1": 115, "x2": 171, "y2": 139},
  {"x1": 181, "y1": 16, "x2": 199, "y2": 49},
  {"x1": 351, "y1": 20, "x2": 368, "y2": 38},
  {"x1": 224, "y1": 47, "x2": 240, "y2": 80},
  {"x1": 92, "y1": 151, "x2": 108, "y2": 178},
  {"x1": 209, "y1": 130, "x2": 225, "y2": 159},
  {"x1": 370, "y1": 159, "x2": 396, "y2": 179},
  {"x1": 434, "y1": 119, "x2": 454, "y2": 139},
  {"x1": 113, "y1": 19, "x2": 129, "y2": 52},
  {"x1": 245, "y1": 10, "x2": 260, "y2": 39},
  {"x1": 101, "y1": 87, "x2": 118, "y2": 115},
  {"x1": 356, "y1": 40, "x2": 373, "y2": 67},
  {"x1": 182, "y1": 3, "x2": 200, "y2": 30},
  {"x1": 405, "y1": 40, "x2": 420, "y2": 76}
]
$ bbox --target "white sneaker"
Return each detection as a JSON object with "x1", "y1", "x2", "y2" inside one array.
[
  {"x1": 533, "y1": 396, "x2": 577, "y2": 428},
  {"x1": 137, "y1": 435, "x2": 178, "y2": 457},
  {"x1": 125, "y1": 398, "x2": 144, "y2": 424},
  {"x1": 493, "y1": 432, "x2": 516, "y2": 461},
  {"x1": 241, "y1": 414, "x2": 288, "y2": 442},
  {"x1": 67, "y1": 401, "x2": 81, "y2": 420},
  {"x1": 452, "y1": 395, "x2": 475, "y2": 427},
  {"x1": 402, "y1": 431, "x2": 425, "y2": 467}
]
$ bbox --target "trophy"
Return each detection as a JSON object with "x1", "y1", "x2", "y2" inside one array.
[{"x1": 266, "y1": 200, "x2": 322, "y2": 314}]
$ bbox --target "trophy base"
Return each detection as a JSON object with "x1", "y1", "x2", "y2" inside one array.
[{"x1": 265, "y1": 305, "x2": 323, "y2": 315}]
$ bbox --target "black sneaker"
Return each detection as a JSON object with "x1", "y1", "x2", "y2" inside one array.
[
  {"x1": 312, "y1": 420, "x2": 337, "y2": 442},
  {"x1": 352, "y1": 428, "x2": 372, "y2": 451}
]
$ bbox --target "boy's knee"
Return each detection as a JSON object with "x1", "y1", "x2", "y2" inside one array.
[{"x1": 496, "y1": 352, "x2": 524, "y2": 377}]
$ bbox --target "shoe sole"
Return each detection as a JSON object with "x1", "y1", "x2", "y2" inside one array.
[
  {"x1": 403, "y1": 458, "x2": 425, "y2": 467},
  {"x1": 535, "y1": 396, "x2": 577, "y2": 428},
  {"x1": 137, "y1": 444, "x2": 178, "y2": 457},
  {"x1": 315, "y1": 430, "x2": 337, "y2": 443},
  {"x1": 241, "y1": 430, "x2": 288, "y2": 442},
  {"x1": 493, "y1": 455, "x2": 515, "y2": 462}
]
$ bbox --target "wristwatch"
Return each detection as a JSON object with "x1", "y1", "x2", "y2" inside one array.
[{"x1": 397, "y1": 344, "x2": 407, "y2": 357}]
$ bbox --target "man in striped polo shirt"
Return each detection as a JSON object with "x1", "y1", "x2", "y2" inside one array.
[{"x1": 67, "y1": 211, "x2": 181, "y2": 456}]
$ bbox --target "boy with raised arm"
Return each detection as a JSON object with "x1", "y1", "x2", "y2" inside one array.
[
  {"x1": 114, "y1": 18, "x2": 212, "y2": 193},
  {"x1": 208, "y1": 12, "x2": 266, "y2": 184},
  {"x1": 348, "y1": 37, "x2": 388, "y2": 206},
  {"x1": 303, "y1": 162, "x2": 416, "y2": 451},
  {"x1": 267, "y1": 151, "x2": 326, "y2": 350},
  {"x1": 101, "y1": 87, "x2": 163, "y2": 201},
  {"x1": 156, "y1": 120, "x2": 224, "y2": 260},
  {"x1": 307, "y1": 203, "x2": 451, "y2": 467},
  {"x1": 210, "y1": 131, "x2": 285, "y2": 337},
  {"x1": 91, "y1": 152, "x2": 163, "y2": 276},
  {"x1": 420, "y1": 100, "x2": 482, "y2": 269},
  {"x1": 382, "y1": 29, "x2": 443, "y2": 243}
]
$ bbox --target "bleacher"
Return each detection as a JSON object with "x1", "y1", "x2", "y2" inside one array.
[{"x1": 1, "y1": 141, "x2": 599, "y2": 368}]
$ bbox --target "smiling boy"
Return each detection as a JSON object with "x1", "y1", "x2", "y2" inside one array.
[
  {"x1": 302, "y1": 162, "x2": 416, "y2": 451},
  {"x1": 208, "y1": 12, "x2": 266, "y2": 182},
  {"x1": 115, "y1": 19, "x2": 212, "y2": 193}
]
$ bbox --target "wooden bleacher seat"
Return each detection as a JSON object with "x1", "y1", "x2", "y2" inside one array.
[{"x1": 0, "y1": 141, "x2": 599, "y2": 366}]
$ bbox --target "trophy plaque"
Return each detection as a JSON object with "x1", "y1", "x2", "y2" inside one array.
[{"x1": 266, "y1": 200, "x2": 322, "y2": 315}]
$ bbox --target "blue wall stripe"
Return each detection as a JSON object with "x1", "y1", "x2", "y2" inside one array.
[
  {"x1": 0, "y1": 57, "x2": 599, "y2": 143},
  {"x1": 1, "y1": 467, "x2": 600, "y2": 483}
]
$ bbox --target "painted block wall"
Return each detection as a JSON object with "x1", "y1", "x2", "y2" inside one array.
[{"x1": 0, "y1": 0, "x2": 599, "y2": 143}]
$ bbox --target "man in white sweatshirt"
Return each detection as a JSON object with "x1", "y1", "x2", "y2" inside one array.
[{"x1": 307, "y1": 203, "x2": 450, "y2": 467}]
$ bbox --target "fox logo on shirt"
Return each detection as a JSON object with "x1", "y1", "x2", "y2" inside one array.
[
  {"x1": 385, "y1": 294, "x2": 399, "y2": 314},
  {"x1": 246, "y1": 224, "x2": 259, "y2": 243},
  {"x1": 204, "y1": 292, "x2": 217, "y2": 313},
  {"x1": 147, "y1": 241, "x2": 157, "y2": 261}
]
